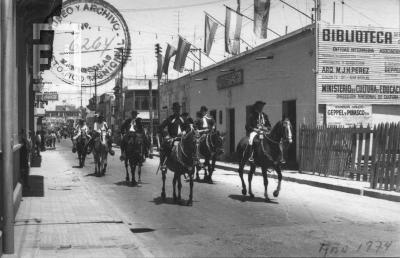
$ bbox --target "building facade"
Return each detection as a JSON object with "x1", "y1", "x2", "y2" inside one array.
[{"x1": 160, "y1": 24, "x2": 400, "y2": 165}]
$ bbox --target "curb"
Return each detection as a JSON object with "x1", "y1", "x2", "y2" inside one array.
[{"x1": 152, "y1": 153, "x2": 400, "y2": 203}]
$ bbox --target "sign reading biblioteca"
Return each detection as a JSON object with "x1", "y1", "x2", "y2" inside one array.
[
  {"x1": 318, "y1": 24, "x2": 400, "y2": 104},
  {"x1": 326, "y1": 104, "x2": 372, "y2": 127}
]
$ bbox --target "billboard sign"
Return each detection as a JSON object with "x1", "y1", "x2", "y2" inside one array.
[
  {"x1": 318, "y1": 24, "x2": 400, "y2": 104},
  {"x1": 43, "y1": 92, "x2": 59, "y2": 101},
  {"x1": 326, "y1": 104, "x2": 372, "y2": 127}
]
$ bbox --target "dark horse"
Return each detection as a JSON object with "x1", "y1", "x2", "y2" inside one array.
[
  {"x1": 93, "y1": 130, "x2": 108, "y2": 176},
  {"x1": 195, "y1": 130, "x2": 224, "y2": 183},
  {"x1": 236, "y1": 119, "x2": 293, "y2": 200},
  {"x1": 160, "y1": 128, "x2": 199, "y2": 206},
  {"x1": 76, "y1": 132, "x2": 89, "y2": 168},
  {"x1": 124, "y1": 132, "x2": 146, "y2": 185}
]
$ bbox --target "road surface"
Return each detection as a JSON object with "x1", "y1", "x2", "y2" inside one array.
[{"x1": 38, "y1": 140, "x2": 400, "y2": 257}]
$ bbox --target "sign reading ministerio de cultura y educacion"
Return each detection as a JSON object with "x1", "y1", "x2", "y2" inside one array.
[
  {"x1": 50, "y1": 0, "x2": 131, "y2": 87},
  {"x1": 317, "y1": 24, "x2": 400, "y2": 104}
]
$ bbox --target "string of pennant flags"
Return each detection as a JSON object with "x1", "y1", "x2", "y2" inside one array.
[{"x1": 159, "y1": 0, "x2": 274, "y2": 76}]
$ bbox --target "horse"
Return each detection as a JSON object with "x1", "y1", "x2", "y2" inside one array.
[
  {"x1": 195, "y1": 130, "x2": 224, "y2": 183},
  {"x1": 93, "y1": 130, "x2": 108, "y2": 176},
  {"x1": 236, "y1": 119, "x2": 293, "y2": 201},
  {"x1": 160, "y1": 128, "x2": 199, "y2": 206},
  {"x1": 76, "y1": 132, "x2": 89, "y2": 168},
  {"x1": 124, "y1": 132, "x2": 146, "y2": 185}
]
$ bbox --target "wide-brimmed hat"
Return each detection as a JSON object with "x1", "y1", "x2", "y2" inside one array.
[
  {"x1": 200, "y1": 106, "x2": 208, "y2": 112},
  {"x1": 254, "y1": 100, "x2": 266, "y2": 107}
]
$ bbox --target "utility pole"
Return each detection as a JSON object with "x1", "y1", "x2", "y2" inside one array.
[
  {"x1": 1, "y1": 0, "x2": 15, "y2": 253},
  {"x1": 314, "y1": 0, "x2": 321, "y2": 125},
  {"x1": 94, "y1": 68, "x2": 98, "y2": 112},
  {"x1": 120, "y1": 48, "x2": 125, "y2": 121},
  {"x1": 148, "y1": 80, "x2": 154, "y2": 155},
  {"x1": 155, "y1": 43, "x2": 162, "y2": 127}
]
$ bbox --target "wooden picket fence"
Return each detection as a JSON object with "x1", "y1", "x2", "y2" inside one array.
[{"x1": 299, "y1": 123, "x2": 400, "y2": 191}]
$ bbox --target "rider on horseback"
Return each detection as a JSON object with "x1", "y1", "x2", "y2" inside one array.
[
  {"x1": 194, "y1": 106, "x2": 215, "y2": 134},
  {"x1": 246, "y1": 101, "x2": 272, "y2": 163},
  {"x1": 159, "y1": 102, "x2": 190, "y2": 170},
  {"x1": 87, "y1": 114, "x2": 115, "y2": 156},
  {"x1": 72, "y1": 119, "x2": 90, "y2": 153},
  {"x1": 120, "y1": 110, "x2": 148, "y2": 161}
]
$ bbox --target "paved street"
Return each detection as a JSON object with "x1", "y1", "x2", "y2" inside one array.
[{"x1": 10, "y1": 139, "x2": 400, "y2": 257}]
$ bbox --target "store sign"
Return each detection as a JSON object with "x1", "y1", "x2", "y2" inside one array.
[
  {"x1": 326, "y1": 104, "x2": 372, "y2": 127},
  {"x1": 43, "y1": 92, "x2": 59, "y2": 101},
  {"x1": 34, "y1": 108, "x2": 46, "y2": 116},
  {"x1": 50, "y1": 0, "x2": 131, "y2": 87},
  {"x1": 318, "y1": 24, "x2": 400, "y2": 104},
  {"x1": 217, "y1": 69, "x2": 243, "y2": 90}
]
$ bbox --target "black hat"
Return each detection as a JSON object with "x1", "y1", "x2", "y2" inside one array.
[
  {"x1": 172, "y1": 102, "x2": 181, "y2": 109},
  {"x1": 131, "y1": 110, "x2": 138, "y2": 116},
  {"x1": 254, "y1": 100, "x2": 266, "y2": 107},
  {"x1": 200, "y1": 106, "x2": 208, "y2": 112}
]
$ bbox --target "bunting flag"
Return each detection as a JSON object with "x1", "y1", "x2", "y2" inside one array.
[
  {"x1": 225, "y1": 7, "x2": 242, "y2": 55},
  {"x1": 254, "y1": 0, "x2": 271, "y2": 38},
  {"x1": 204, "y1": 14, "x2": 218, "y2": 56},
  {"x1": 157, "y1": 54, "x2": 164, "y2": 79},
  {"x1": 162, "y1": 44, "x2": 177, "y2": 74},
  {"x1": 173, "y1": 36, "x2": 191, "y2": 72}
]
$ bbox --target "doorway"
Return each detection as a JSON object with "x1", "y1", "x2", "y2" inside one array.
[
  {"x1": 282, "y1": 100, "x2": 297, "y2": 169},
  {"x1": 226, "y1": 108, "x2": 235, "y2": 156}
]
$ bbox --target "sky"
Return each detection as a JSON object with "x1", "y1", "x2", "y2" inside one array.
[{"x1": 43, "y1": 0, "x2": 400, "y2": 110}]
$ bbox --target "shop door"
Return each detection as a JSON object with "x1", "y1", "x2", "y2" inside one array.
[
  {"x1": 227, "y1": 108, "x2": 235, "y2": 155},
  {"x1": 282, "y1": 100, "x2": 297, "y2": 169}
]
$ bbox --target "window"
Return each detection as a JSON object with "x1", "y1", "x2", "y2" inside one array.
[
  {"x1": 134, "y1": 94, "x2": 157, "y2": 110},
  {"x1": 219, "y1": 110, "x2": 223, "y2": 124}
]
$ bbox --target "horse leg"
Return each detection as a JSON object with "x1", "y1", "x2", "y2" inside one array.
[
  {"x1": 204, "y1": 158, "x2": 210, "y2": 181},
  {"x1": 132, "y1": 165, "x2": 137, "y2": 185},
  {"x1": 273, "y1": 164, "x2": 282, "y2": 197},
  {"x1": 248, "y1": 164, "x2": 256, "y2": 198},
  {"x1": 125, "y1": 160, "x2": 130, "y2": 182},
  {"x1": 138, "y1": 165, "x2": 142, "y2": 184},
  {"x1": 238, "y1": 162, "x2": 247, "y2": 196},
  {"x1": 177, "y1": 174, "x2": 182, "y2": 201},
  {"x1": 161, "y1": 169, "x2": 167, "y2": 200},
  {"x1": 187, "y1": 173, "x2": 193, "y2": 206},
  {"x1": 262, "y1": 166, "x2": 270, "y2": 201},
  {"x1": 103, "y1": 154, "x2": 108, "y2": 175},
  {"x1": 172, "y1": 173, "x2": 178, "y2": 202},
  {"x1": 195, "y1": 164, "x2": 201, "y2": 181},
  {"x1": 209, "y1": 156, "x2": 217, "y2": 183}
]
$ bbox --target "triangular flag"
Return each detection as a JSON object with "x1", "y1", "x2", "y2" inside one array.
[
  {"x1": 225, "y1": 7, "x2": 242, "y2": 55},
  {"x1": 204, "y1": 14, "x2": 218, "y2": 56},
  {"x1": 173, "y1": 36, "x2": 191, "y2": 72},
  {"x1": 162, "y1": 44, "x2": 177, "y2": 74},
  {"x1": 254, "y1": 0, "x2": 271, "y2": 38}
]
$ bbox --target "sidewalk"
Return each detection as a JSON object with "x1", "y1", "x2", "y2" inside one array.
[
  {"x1": 147, "y1": 149, "x2": 400, "y2": 203},
  {"x1": 3, "y1": 146, "x2": 148, "y2": 258}
]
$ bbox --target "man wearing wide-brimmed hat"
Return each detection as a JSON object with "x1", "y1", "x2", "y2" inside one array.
[
  {"x1": 158, "y1": 102, "x2": 188, "y2": 168},
  {"x1": 120, "y1": 110, "x2": 146, "y2": 161},
  {"x1": 87, "y1": 113, "x2": 114, "y2": 156},
  {"x1": 194, "y1": 105, "x2": 215, "y2": 133},
  {"x1": 245, "y1": 100, "x2": 271, "y2": 162},
  {"x1": 72, "y1": 118, "x2": 90, "y2": 153}
]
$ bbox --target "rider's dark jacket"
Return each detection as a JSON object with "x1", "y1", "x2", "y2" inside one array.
[
  {"x1": 121, "y1": 118, "x2": 144, "y2": 134},
  {"x1": 245, "y1": 110, "x2": 271, "y2": 135},
  {"x1": 159, "y1": 114, "x2": 187, "y2": 138}
]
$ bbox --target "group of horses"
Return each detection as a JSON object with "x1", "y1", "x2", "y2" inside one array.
[{"x1": 73, "y1": 119, "x2": 293, "y2": 206}]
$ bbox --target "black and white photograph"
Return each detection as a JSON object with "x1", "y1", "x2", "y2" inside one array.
[{"x1": 0, "y1": 0, "x2": 399, "y2": 257}]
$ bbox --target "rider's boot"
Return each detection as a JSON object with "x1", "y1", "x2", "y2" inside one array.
[{"x1": 72, "y1": 140, "x2": 77, "y2": 153}]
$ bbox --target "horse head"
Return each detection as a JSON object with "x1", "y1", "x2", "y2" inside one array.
[
  {"x1": 269, "y1": 119, "x2": 293, "y2": 144},
  {"x1": 209, "y1": 130, "x2": 225, "y2": 155}
]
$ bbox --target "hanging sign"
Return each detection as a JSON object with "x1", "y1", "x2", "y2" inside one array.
[{"x1": 318, "y1": 24, "x2": 400, "y2": 104}]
